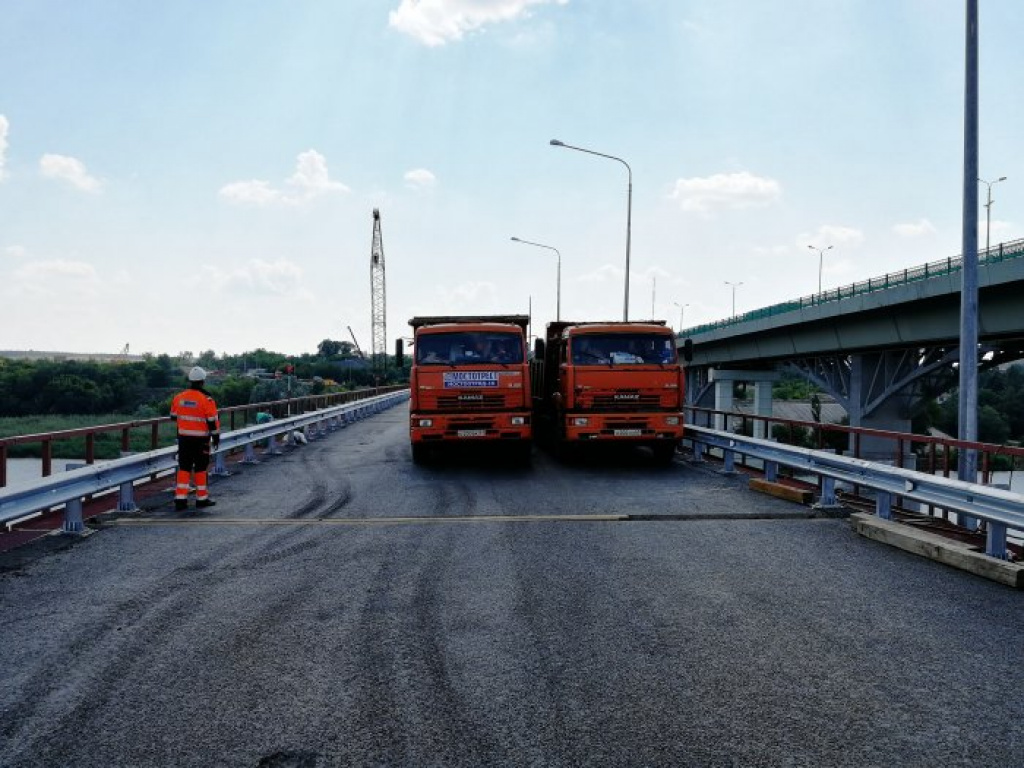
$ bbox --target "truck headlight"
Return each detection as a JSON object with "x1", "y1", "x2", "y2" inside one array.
[
  {"x1": 418, "y1": 419, "x2": 433, "y2": 427},
  {"x1": 511, "y1": 416, "x2": 525, "y2": 426},
  {"x1": 573, "y1": 417, "x2": 589, "y2": 426},
  {"x1": 665, "y1": 416, "x2": 680, "y2": 426}
]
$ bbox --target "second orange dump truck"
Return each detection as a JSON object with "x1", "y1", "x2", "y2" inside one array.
[
  {"x1": 530, "y1": 320, "x2": 691, "y2": 463},
  {"x1": 408, "y1": 315, "x2": 532, "y2": 463}
]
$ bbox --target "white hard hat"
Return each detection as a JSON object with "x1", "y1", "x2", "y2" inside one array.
[{"x1": 188, "y1": 366, "x2": 208, "y2": 382}]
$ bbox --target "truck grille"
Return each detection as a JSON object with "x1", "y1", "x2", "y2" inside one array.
[
  {"x1": 435, "y1": 393, "x2": 508, "y2": 411},
  {"x1": 584, "y1": 394, "x2": 662, "y2": 411}
]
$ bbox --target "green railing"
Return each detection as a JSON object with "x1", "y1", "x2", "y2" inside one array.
[{"x1": 681, "y1": 238, "x2": 1024, "y2": 338}]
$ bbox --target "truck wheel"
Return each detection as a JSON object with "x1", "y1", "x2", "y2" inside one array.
[
  {"x1": 652, "y1": 441, "x2": 677, "y2": 465},
  {"x1": 514, "y1": 442, "x2": 533, "y2": 465},
  {"x1": 412, "y1": 443, "x2": 429, "y2": 465}
]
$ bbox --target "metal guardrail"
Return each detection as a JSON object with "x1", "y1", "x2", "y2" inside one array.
[
  {"x1": 0, "y1": 389, "x2": 410, "y2": 533},
  {"x1": 0, "y1": 384, "x2": 408, "y2": 488},
  {"x1": 684, "y1": 424, "x2": 1024, "y2": 560},
  {"x1": 681, "y1": 237, "x2": 1024, "y2": 337}
]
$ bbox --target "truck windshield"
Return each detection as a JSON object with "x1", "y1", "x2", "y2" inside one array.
[
  {"x1": 416, "y1": 331, "x2": 523, "y2": 365},
  {"x1": 571, "y1": 333, "x2": 677, "y2": 365}
]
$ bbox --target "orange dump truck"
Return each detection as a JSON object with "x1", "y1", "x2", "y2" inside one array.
[
  {"x1": 530, "y1": 320, "x2": 690, "y2": 463},
  {"x1": 408, "y1": 315, "x2": 532, "y2": 463}
]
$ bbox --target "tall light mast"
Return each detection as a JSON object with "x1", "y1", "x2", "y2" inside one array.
[{"x1": 370, "y1": 209, "x2": 387, "y2": 378}]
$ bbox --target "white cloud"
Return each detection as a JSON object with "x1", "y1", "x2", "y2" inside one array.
[
  {"x1": 4, "y1": 245, "x2": 29, "y2": 259},
  {"x1": 669, "y1": 171, "x2": 781, "y2": 213},
  {"x1": 219, "y1": 150, "x2": 349, "y2": 206},
  {"x1": 388, "y1": 0, "x2": 568, "y2": 47},
  {"x1": 433, "y1": 280, "x2": 498, "y2": 309},
  {"x1": 797, "y1": 224, "x2": 864, "y2": 249},
  {"x1": 287, "y1": 149, "x2": 349, "y2": 197},
  {"x1": 219, "y1": 180, "x2": 283, "y2": 206},
  {"x1": 0, "y1": 115, "x2": 9, "y2": 182},
  {"x1": 201, "y1": 259, "x2": 307, "y2": 297},
  {"x1": 39, "y1": 153, "x2": 102, "y2": 192},
  {"x1": 576, "y1": 264, "x2": 623, "y2": 284},
  {"x1": 893, "y1": 218, "x2": 936, "y2": 237},
  {"x1": 404, "y1": 168, "x2": 437, "y2": 189},
  {"x1": 12, "y1": 259, "x2": 101, "y2": 297}
]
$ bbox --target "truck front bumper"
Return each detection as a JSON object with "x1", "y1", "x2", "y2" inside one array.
[
  {"x1": 563, "y1": 412, "x2": 684, "y2": 442},
  {"x1": 411, "y1": 412, "x2": 532, "y2": 443}
]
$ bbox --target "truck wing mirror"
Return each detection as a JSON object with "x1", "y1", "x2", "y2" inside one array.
[
  {"x1": 682, "y1": 338, "x2": 693, "y2": 363},
  {"x1": 534, "y1": 338, "x2": 546, "y2": 359},
  {"x1": 395, "y1": 338, "x2": 404, "y2": 368}
]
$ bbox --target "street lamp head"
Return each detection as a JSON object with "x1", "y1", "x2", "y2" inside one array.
[
  {"x1": 510, "y1": 236, "x2": 521, "y2": 242},
  {"x1": 549, "y1": 139, "x2": 564, "y2": 146},
  {"x1": 998, "y1": 176, "x2": 1007, "y2": 182}
]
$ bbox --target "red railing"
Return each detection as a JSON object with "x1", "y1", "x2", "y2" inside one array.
[{"x1": 0, "y1": 386, "x2": 406, "y2": 488}]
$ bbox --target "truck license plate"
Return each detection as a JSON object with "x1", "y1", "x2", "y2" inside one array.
[
  {"x1": 458, "y1": 429, "x2": 486, "y2": 437},
  {"x1": 614, "y1": 429, "x2": 642, "y2": 436}
]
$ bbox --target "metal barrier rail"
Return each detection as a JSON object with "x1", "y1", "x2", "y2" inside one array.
[
  {"x1": 0, "y1": 385, "x2": 408, "y2": 488},
  {"x1": 0, "y1": 389, "x2": 410, "y2": 533},
  {"x1": 685, "y1": 424, "x2": 1024, "y2": 560},
  {"x1": 681, "y1": 237, "x2": 1024, "y2": 337},
  {"x1": 684, "y1": 405, "x2": 1024, "y2": 484}
]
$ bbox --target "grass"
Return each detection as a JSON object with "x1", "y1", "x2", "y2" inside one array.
[{"x1": 0, "y1": 414, "x2": 179, "y2": 460}]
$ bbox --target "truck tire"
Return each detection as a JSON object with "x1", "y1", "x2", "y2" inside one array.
[
  {"x1": 411, "y1": 443, "x2": 430, "y2": 465},
  {"x1": 651, "y1": 441, "x2": 677, "y2": 465}
]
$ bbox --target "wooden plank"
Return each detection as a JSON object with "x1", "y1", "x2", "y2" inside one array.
[
  {"x1": 851, "y1": 512, "x2": 1024, "y2": 589},
  {"x1": 748, "y1": 477, "x2": 813, "y2": 505}
]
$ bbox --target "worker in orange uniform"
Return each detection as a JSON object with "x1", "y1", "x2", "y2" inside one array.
[{"x1": 169, "y1": 366, "x2": 221, "y2": 511}]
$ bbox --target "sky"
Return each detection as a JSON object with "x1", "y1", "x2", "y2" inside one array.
[{"x1": 1, "y1": 0, "x2": 1022, "y2": 358}]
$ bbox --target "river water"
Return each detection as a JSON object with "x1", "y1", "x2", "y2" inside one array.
[{"x1": 4, "y1": 458, "x2": 107, "y2": 489}]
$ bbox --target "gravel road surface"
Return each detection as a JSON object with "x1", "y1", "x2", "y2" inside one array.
[{"x1": 1, "y1": 403, "x2": 1022, "y2": 767}]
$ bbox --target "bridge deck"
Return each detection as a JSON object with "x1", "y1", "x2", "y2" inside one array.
[{"x1": 1, "y1": 405, "x2": 1021, "y2": 766}]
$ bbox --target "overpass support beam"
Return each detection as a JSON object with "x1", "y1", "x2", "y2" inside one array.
[{"x1": 708, "y1": 369, "x2": 779, "y2": 435}]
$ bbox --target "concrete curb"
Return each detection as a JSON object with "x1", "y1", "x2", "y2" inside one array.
[{"x1": 851, "y1": 512, "x2": 1024, "y2": 589}]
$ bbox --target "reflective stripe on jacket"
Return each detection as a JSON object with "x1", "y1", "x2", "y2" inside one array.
[{"x1": 170, "y1": 388, "x2": 220, "y2": 438}]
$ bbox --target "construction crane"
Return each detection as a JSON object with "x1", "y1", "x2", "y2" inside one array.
[
  {"x1": 370, "y1": 209, "x2": 387, "y2": 378},
  {"x1": 347, "y1": 326, "x2": 365, "y2": 359}
]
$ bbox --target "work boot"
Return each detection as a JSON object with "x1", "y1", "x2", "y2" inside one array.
[
  {"x1": 174, "y1": 499, "x2": 188, "y2": 512},
  {"x1": 196, "y1": 499, "x2": 217, "y2": 509}
]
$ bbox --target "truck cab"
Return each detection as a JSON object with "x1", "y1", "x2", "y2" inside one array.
[
  {"x1": 531, "y1": 321, "x2": 685, "y2": 463},
  {"x1": 408, "y1": 315, "x2": 532, "y2": 463}
]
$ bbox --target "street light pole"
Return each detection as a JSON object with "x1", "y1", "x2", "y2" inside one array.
[
  {"x1": 673, "y1": 301, "x2": 689, "y2": 334},
  {"x1": 724, "y1": 281, "x2": 743, "y2": 317},
  {"x1": 550, "y1": 139, "x2": 632, "y2": 321},
  {"x1": 511, "y1": 236, "x2": 561, "y2": 321},
  {"x1": 807, "y1": 244, "x2": 833, "y2": 294},
  {"x1": 978, "y1": 176, "x2": 1007, "y2": 253}
]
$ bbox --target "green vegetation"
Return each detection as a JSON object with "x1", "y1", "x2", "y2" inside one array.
[
  {"x1": 915, "y1": 364, "x2": 1024, "y2": 445},
  {"x1": 0, "y1": 340, "x2": 410, "y2": 456},
  {"x1": 772, "y1": 372, "x2": 820, "y2": 401},
  {"x1": 0, "y1": 414, "x2": 179, "y2": 459}
]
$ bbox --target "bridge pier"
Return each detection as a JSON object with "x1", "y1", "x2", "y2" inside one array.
[{"x1": 708, "y1": 370, "x2": 779, "y2": 437}]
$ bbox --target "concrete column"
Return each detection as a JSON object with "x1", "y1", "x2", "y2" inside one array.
[
  {"x1": 847, "y1": 353, "x2": 914, "y2": 465},
  {"x1": 713, "y1": 378, "x2": 733, "y2": 431},
  {"x1": 753, "y1": 381, "x2": 773, "y2": 439}
]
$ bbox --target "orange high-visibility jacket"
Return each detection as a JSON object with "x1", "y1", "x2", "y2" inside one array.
[{"x1": 170, "y1": 388, "x2": 221, "y2": 439}]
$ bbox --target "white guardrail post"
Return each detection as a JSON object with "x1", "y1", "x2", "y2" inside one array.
[
  {"x1": 0, "y1": 389, "x2": 410, "y2": 535},
  {"x1": 685, "y1": 424, "x2": 1024, "y2": 561}
]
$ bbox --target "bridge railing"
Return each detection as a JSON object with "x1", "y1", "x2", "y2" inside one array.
[
  {"x1": 0, "y1": 389, "x2": 411, "y2": 533},
  {"x1": 0, "y1": 385, "x2": 407, "y2": 488},
  {"x1": 681, "y1": 237, "x2": 1024, "y2": 337},
  {"x1": 684, "y1": 406, "x2": 1024, "y2": 559},
  {"x1": 683, "y1": 423, "x2": 1024, "y2": 563}
]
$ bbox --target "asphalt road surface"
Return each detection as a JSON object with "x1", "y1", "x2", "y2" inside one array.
[{"x1": 2, "y1": 403, "x2": 1022, "y2": 767}]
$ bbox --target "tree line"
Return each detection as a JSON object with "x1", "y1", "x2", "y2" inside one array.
[{"x1": 0, "y1": 339, "x2": 408, "y2": 418}]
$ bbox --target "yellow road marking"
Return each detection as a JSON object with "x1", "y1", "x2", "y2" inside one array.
[{"x1": 106, "y1": 514, "x2": 628, "y2": 527}]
